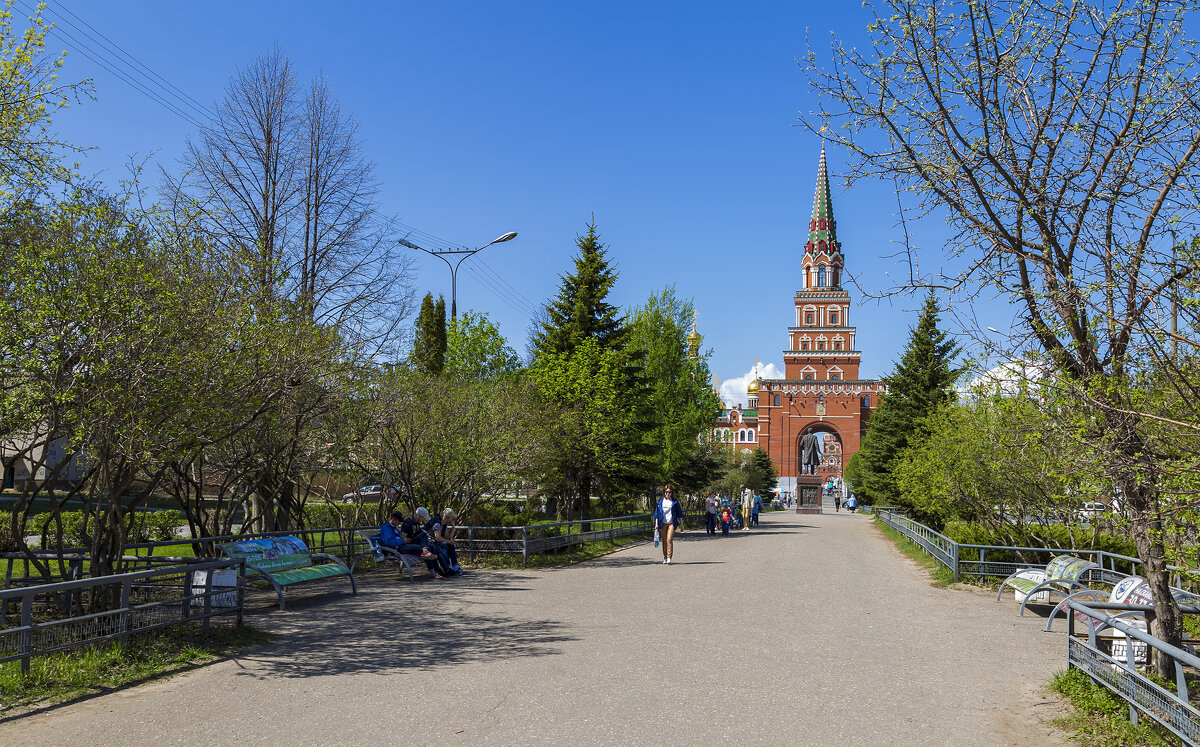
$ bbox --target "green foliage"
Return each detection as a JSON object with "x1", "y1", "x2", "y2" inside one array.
[
  {"x1": 626, "y1": 287, "x2": 722, "y2": 491},
  {"x1": 746, "y1": 448, "x2": 779, "y2": 497},
  {"x1": 445, "y1": 310, "x2": 520, "y2": 380},
  {"x1": 0, "y1": 2, "x2": 88, "y2": 195},
  {"x1": 1050, "y1": 669, "x2": 1173, "y2": 746},
  {"x1": 412, "y1": 293, "x2": 447, "y2": 375},
  {"x1": 0, "y1": 624, "x2": 270, "y2": 710},
  {"x1": 38, "y1": 510, "x2": 187, "y2": 549},
  {"x1": 532, "y1": 222, "x2": 626, "y2": 356},
  {"x1": 530, "y1": 223, "x2": 649, "y2": 518},
  {"x1": 944, "y1": 521, "x2": 1139, "y2": 573},
  {"x1": 855, "y1": 292, "x2": 961, "y2": 509}
]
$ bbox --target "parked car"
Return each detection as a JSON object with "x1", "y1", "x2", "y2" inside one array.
[
  {"x1": 1078, "y1": 501, "x2": 1108, "y2": 518},
  {"x1": 342, "y1": 485, "x2": 397, "y2": 504}
]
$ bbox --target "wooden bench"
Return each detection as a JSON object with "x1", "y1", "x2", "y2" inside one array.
[
  {"x1": 996, "y1": 554, "x2": 1101, "y2": 617},
  {"x1": 220, "y1": 536, "x2": 356, "y2": 610},
  {"x1": 349, "y1": 530, "x2": 426, "y2": 581}
]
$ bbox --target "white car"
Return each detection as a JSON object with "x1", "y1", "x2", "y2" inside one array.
[
  {"x1": 342, "y1": 485, "x2": 389, "y2": 503},
  {"x1": 1078, "y1": 502, "x2": 1108, "y2": 517}
]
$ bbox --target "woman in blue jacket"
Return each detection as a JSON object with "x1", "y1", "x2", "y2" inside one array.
[{"x1": 652, "y1": 483, "x2": 684, "y2": 564}]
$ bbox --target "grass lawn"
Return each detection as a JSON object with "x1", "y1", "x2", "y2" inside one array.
[
  {"x1": 0, "y1": 623, "x2": 271, "y2": 712},
  {"x1": 1050, "y1": 668, "x2": 1177, "y2": 746}
]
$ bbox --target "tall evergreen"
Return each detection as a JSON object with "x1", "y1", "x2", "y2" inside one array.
[
  {"x1": 532, "y1": 223, "x2": 625, "y2": 356},
  {"x1": 531, "y1": 223, "x2": 649, "y2": 521},
  {"x1": 852, "y1": 291, "x2": 961, "y2": 509},
  {"x1": 411, "y1": 293, "x2": 446, "y2": 375}
]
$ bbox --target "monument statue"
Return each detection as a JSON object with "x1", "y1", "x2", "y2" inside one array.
[{"x1": 799, "y1": 427, "x2": 821, "y2": 474}]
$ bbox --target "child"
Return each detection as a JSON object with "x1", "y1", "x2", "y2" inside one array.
[{"x1": 720, "y1": 506, "x2": 732, "y2": 536}]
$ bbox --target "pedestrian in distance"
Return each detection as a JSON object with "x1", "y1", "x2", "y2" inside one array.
[
  {"x1": 705, "y1": 494, "x2": 718, "y2": 535},
  {"x1": 741, "y1": 489, "x2": 752, "y2": 531},
  {"x1": 652, "y1": 483, "x2": 684, "y2": 564},
  {"x1": 720, "y1": 503, "x2": 732, "y2": 536},
  {"x1": 751, "y1": 493, "x2": 762, "y2": 527}
]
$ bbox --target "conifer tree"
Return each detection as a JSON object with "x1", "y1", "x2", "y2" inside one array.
[
  {"x1": 531, "y1": 223, "x2": 644, "y2": 521},
  {"x1": 412, "y1": 293, "x2": 446, "y2": 375},
  {"x1": 532, "y1": 223, "x2": 624, "y2": 356},
  {"x1": 853, "y1": 292, "x2": 961, "y2": 509}
]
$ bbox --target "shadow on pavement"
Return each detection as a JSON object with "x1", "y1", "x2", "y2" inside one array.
[{"x1": 233, "y1": 573, "x2": 576, "y2": 679}]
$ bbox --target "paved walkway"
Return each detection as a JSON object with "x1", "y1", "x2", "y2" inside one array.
[{"x1": 3, "y1": 509, "x2": 1067, "y2": 745}]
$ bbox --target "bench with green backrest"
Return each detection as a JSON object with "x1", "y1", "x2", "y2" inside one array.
[
  {"x1": 996, "y1": 554, "x2": 1101, "y2": 617},
  {"x1": 349, "y1": 529, "x2": 425, "y2": 581},
  {"x1": 220, "y1": 536, "x2": 356, "y2": 610}
]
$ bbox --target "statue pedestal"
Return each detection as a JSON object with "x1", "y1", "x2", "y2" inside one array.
[{"x1": 795, "y1": 474, "x2": 823, "y2": 514}]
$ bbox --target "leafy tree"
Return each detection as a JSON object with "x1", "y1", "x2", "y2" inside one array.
[
  {"x1": 445, "y1": 311, "x2": 520, "y2": 380},
  {"x1": 626, "y1": 287, "x2": 722, "y2": 492},
  {"x1": 412, "y1": 293, "x2": 447, "y2": 375},
  {"x1": 0, "y1": 3, "x2": 88, "y2": 195},
  {"x1": 854, "y1": 293, "x2": 960, "y2": 510},
  {"x1": 746, "y1": 448, "x2": 778, "y2": 498},
  {"x1": 806, "y1": 0, "x2": 1200, "y2": 667},
  {"x1": 351, "y1": 366, "x2": 543, "y2": 524},
  {"x1": 531, "y1": 223, "x2": 641, "y2": 520}
]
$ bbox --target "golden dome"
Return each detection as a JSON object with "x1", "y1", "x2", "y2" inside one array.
[
  {"x1": 687, "y1": 329, "x2": 702, "y2": 344},
  {"x1": 747, "y1": 378, "x2": 759, "y2": 394}
]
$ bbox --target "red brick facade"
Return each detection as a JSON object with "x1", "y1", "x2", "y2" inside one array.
[{"x1": 715, "y1": 147, "x2": 885, "y2": 496}]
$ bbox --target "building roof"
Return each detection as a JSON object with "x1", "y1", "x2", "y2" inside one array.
[{"x1": 805, "y1": 144, "x2": 840, "y2": 256}]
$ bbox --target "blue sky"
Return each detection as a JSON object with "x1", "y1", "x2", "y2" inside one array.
[{"x1": 36, "y1": 0, "x2": 1007, "y2": 403}]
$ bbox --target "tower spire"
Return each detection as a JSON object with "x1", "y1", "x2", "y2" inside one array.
[{"x1": 805, "y1": 144, "x2": 839, "y2": 256}]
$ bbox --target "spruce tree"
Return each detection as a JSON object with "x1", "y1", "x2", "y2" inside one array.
[
  {"x1": 854, "y1": 291, "x2": 961, "y2": 510},
  {"x1": 412, "y1": 293, "x2": 446, "y2": 375},
  {"x1": 532, "y1": 223, "x2": 625, "y2": 357},
  {"x1": 531, "y1": 223, "x2": 647, "y2": 521}
]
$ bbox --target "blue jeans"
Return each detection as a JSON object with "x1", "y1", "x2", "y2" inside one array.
[
  {"x1": 751, "y1": 510, "x2": 759, "y2": 526},
  {"x1": 721, "y1": 520, "x2": 730, "y2": 536},
  {"x1": 706, "y1": 512, "x2": 717, "y2": 535}
]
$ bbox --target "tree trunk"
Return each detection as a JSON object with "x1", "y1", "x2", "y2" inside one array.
[{"x1": 1124, "y1": 477, "x2": 1184, "y2": 677}]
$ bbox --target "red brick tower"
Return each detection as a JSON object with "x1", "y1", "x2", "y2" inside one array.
[{"x1": 750, "y1": 146, "x2": 886, "y2": 498}]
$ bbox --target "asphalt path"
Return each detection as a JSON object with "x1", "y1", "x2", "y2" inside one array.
[{"x1": 3, "y1": 508, "x2": 1067, "y2": 745}]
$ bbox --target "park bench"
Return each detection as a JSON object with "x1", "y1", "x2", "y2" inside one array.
[
  {"x1": 349, "y1": 529, "x2": 426, "y2": 581},
  {"x1": 220, "y1": 536, "x2": 356, "y2": 610},
  {"x1": 996, "y1": 554, "x2": 1101, "y2": 617},
  {"x1": 1044, "y1": 575, "x2": 1200, "y2": 632}
]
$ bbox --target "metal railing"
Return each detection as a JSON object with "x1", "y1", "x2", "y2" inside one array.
[
  {"x1": 0, "y1": 558, "x2": 244, "y2": 674},
  {"x1": 5, "y1": 510, "x2": 706, "y2": 590},
  {"x1": 1067, "y1": 600, "x2": 1200, "y2": 744},
  {"x1": 874, "y1": 509, "x2": 1149, "y2": 583}
]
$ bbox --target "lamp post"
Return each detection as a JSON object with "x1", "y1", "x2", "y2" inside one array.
[{"x1": 398, "y1": 230, "x2": 518, "y2": 321}]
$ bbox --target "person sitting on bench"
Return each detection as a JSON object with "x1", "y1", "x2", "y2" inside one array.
[
  {"x1": 380, "y1": 511, "x2": 426, "y2": 557},
  {"x1": 403, "y1": 507, "x2": 457, "y2": 579},
  {"x1": 434, "y1": 508, "x2": 465, "y2": 574}
]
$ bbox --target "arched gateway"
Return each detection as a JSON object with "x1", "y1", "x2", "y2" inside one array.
[{"x1": 712, "y1": 146, "x2": 886, "y2": 513}]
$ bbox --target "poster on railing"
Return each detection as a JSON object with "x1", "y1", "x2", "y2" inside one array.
[{"x1": 191, "y1": 568, "x2": 239, "y2": 611}]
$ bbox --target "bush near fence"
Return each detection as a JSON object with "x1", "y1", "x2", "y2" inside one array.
[
  {"x1": 36, "y1": 510, "x2": 188, "y2": 549},
  {"x1": 944, "y1": 521, "x2": 1139, "y2": 573}
]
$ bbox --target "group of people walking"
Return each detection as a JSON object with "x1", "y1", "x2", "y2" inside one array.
[
  {"x1": 702, "y1": 489, "x2": 763, "y2": 536},
  {"x1": 650, "y1": 484, "x2": 768, "y2": 565},
  {"x1": 378, "y1": 507, "x2": 467, "y2": 579}
]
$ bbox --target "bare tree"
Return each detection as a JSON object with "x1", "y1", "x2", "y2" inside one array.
[
  {"x1": 805, "y1": 0, "x2": 1200, "y2": 672},
  {"x1": 178, "y1": 46, "x2": 414, "y2": 343}
]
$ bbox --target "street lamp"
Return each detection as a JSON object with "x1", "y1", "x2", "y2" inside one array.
[{"x1": 398, "y1": 230, "x2": 518, "y2": 321}]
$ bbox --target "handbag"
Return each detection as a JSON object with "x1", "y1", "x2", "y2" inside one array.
[{"x1": 653, "y1": 528, "x2": 660, "y2": 547}]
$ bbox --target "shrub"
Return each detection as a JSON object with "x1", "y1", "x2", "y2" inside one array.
[{"x1": 944, "y1": 521, "x2": 1139, "y2": 572}]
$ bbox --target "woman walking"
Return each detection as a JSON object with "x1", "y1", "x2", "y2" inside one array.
[{"x1": 653, "y1": 483, "x2": 684, "y2": 564}]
